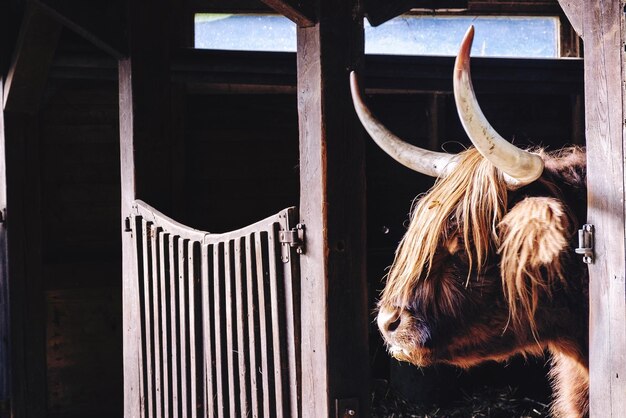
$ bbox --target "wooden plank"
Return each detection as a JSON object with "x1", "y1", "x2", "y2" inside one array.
[
  {"x1": 584, "y1": 1, "x2": 626, "y2": 417},
  {"x1": 200, "y1": 244, "x2": 215, "y2": 417},
  {"x1": 177, "y1": 238, "x2": 189, "y2": 417},
  {"x1": 3, "y1": 110, "x2": 47, "y2": 418},
  {"x1": 255, "y1": 233, "x2": 272, "y2": 418},
  {"x1": 160, "y1": 232, "x2": 172, "y2": 418},
  {"x1": 297, "y1": 0, "x2": 370, "y2": 416},
  {"x1": 259, "y1": 0, "x2": 315, "y2": 27},
  {"x1": 187, "y1": 241, "x2": 200, "y2": 418},
  {"x1": 245, "y1": 234, "x2": 261, "y2": 417},
  {"x1": 233, "y1": 237, "x2": 250, "y2": 415},
  {"x1": 118, "y1": 0, "x2": 173, "y2": 414},
  {"x1": 556, "y1": 0, "x2": 583, "y2": 38},
  {"x1": 140, "y1": 219, "x2": 155, "y2": 418},
  {"x1": 0, "y1": 80, "x2": 9, "y2": 418},
  {"x1": 151, "y1": 226, "x2": 164, "y2": 418},
  {"x1": 3, "y1": 3, "x2": 61, "y2": 113},
  {"x1": 223, "y1": 240, "x2": 238, "y2": 417},
  {"x1": 169, "y1": 235, "x2": 180, "y2": 418},
  {"x1": 281, "y1": 209, "x2": 301, "y2": 418},
  {"x1": 213, "y1": 243, "x2": 227, "y2": 418},
  {"x1": 267, "y1": 226, "x2": 286, "y2": 417}
]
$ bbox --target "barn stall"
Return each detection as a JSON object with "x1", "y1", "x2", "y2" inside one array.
[{"x1": 0, "y1": 0, "x2": 624, "y2": 417}]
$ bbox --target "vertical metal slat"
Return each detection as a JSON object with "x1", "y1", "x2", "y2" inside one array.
[
  {"x1": 224, "y1": 240, "x2": 239, "y2": 417},
  {"x1": 140, "y1": 219, "x2": 155, "y2": 418},
  {"x1": 151, "y1": 226, "x2": 164, "y2": 418},
  {"x1": 245, "y1": 234, "x2": 261, "y2": 417},
  {"x1": 131, "y1": 202, "x2": 300, "y2": 418},
  {"x1": 159, "y1": 232, "x2": 172, "y2": 418},
  {"x1": 187, "y1": 240, "x2": 200, "y2": 418},
  {"x1": 255, "y1": 232, "x2": 274, "y2": 417},
  {"x1": 177, "y1": 238, "x2": 189, "y2": 417},
  {"x1": 267, "y1": 226, "x2": 287, "y2": 417},
  {"x1": 234, "y1": 237, "x2": 250, "y2": 415},
  {"x1": 213, "y1": 243, "x2": 227, "y2": 418},
  {"x1": 201, "y1": 244, "x2": 216, "y2": 418},
  {"x1": 169, "y1": 235, "x2": 180, "y2": 418}
]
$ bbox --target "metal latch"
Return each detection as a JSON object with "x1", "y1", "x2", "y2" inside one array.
[
  {"x1": 124, "y1": 216, "x2": 132, "y2": 232},
  {"x1": 279, "y1": 223, "x2": 305, "y2": 262},
  {"x1": 575, "y1": 224, "x2": 594, "y2": 264}
]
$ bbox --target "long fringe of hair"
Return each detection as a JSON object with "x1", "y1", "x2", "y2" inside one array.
[
  {"x1": 382, "y1": 148, "x2": 508, "y2": 306},
  {"x1": 382, "y1": 147, "x2": 570, "y2": 337}
]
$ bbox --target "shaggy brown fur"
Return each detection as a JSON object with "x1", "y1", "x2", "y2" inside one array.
[{"x1": 377, "y1": 146, "x2": 588, "y2": 418}]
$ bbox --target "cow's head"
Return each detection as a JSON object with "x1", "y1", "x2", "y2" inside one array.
[{"x1": 351, "y1": 26, "x2": 583, "y2": 369}]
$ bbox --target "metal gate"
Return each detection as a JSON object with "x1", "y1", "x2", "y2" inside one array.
[{"x1": 128, "y1": 200, "x2": 301, "y2": 417}]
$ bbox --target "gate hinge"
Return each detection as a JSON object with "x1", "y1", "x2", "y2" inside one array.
[
  {"x1": 335, "y1": 398, "x2": 359, "y2": 418},
  {"x1": 575, "y1": 224, "x2": 594, "y2": 264},
  {"x1": 279, "y1": 223, "x2": 305, "y2": 262}
]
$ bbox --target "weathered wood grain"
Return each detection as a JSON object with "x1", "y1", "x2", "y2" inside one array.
[
  {"x1": 118, "y1": 0, "x2": 173, "y2": 415},
  {"x1": 556, "y1": 0, "x2": 583, "y2": 38},
  {"x1": 297, "y1": 1, "x2": 370, "y2": 416},
  {"x1": 582, "y1": 0, "x2": 626, "y2": 416}
]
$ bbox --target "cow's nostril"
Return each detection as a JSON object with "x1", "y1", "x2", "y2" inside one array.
[{"x1": 386, "y1": 315, "x2": 402, "y2": 333}]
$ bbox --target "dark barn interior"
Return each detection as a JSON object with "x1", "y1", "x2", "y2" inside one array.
[{"x1": 2, "y1": 0, "x2": 626, "y2": 417}]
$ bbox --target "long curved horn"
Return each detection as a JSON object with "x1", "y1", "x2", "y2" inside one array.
[
  {"x1": 453, "y1": 26, "x2": 544, "y2": 187},
  {"x1": 350, "y1": 71, "x2": 458, "y2": 178}
]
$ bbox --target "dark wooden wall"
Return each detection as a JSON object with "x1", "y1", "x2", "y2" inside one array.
[
  {"x1": 39, "y1": 79, "x2": 122, "y2": 418},
  {"x1": 181, "y1": 94, "x2": 299, "y2": 232}
]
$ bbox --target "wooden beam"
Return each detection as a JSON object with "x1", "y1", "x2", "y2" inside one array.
[
  {"x1": 584, "y1": 0, "x2": 626, "y2": 416},
  {"x1": 36, "y1": 0, "x2": 126, "y2": 58},
  {"x1": 557, "y1": 0, "x2": 583, "y2": 38},
  {"x1": 260, "y1": 0, "x2": 316, "y2": 27},
  {"x1": 3, "y1": 3, "x2": 61, "y2": 113},
  {"x1": 119, "y1": 0, "x2": 173, "y2": 415},
  {"x1": 297, "y1": 1, "x2": 370, "y2": 417}
]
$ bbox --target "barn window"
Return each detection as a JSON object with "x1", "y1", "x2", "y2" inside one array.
[{"x1": 194, "y1": 14, "x2": 559, "y2": 58}]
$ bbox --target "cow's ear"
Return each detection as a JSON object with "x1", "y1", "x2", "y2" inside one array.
[{"x1": 497, "y1": 197, "x2": 571, "y2": 332}]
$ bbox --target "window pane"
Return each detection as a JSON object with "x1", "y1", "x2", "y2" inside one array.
[
  {"x1": 366, "y1": 16, "x2": 558, "y2": 57},
  {"x1": 194, "y1": 14, "x2": 558, "y2": 58},
  {"x1": 195, "y1": 14, "x2": 296, "y2": 52}
]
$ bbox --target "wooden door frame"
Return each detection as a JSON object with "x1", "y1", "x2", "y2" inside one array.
[
  {"x1": 296, "y1": 1, "x2": 371, "y2": 417},
  {"x1": 557, "y1": 0, "x2": 626, "y2": 416}
]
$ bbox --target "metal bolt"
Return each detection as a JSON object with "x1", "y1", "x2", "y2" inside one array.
[{"x1": 346, "y1": 409, "x2": 356, "y2": 417}]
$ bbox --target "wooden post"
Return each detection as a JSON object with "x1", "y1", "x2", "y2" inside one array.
[
  {"x1": 559, "y1": 0, "x2": 626, "y2": 416},
  {"x1": 119, "y1": 0, "x2": 173, "y2": 416},
  {"x1": 584, "y1": 1, "x2": 626, "y2": 416},
  {"x1": 297, "y1": 1, "x2": 370, "y2": 416},
  {"x1": 0, "y1": 79, "x2": 9, "y2": 418}
]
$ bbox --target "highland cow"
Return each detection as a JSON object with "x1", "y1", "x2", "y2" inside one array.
[{"x1": 351, "y1": 26, "x2": 589, "y2": 418}]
